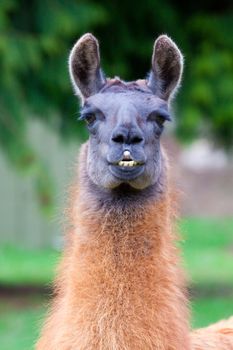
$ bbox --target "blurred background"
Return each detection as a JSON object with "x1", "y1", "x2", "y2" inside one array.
[{"x1": 0, "y1": 0, "x2": 232, "y2": 349}]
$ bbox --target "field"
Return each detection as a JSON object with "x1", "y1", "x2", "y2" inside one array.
[{"x1": 0, "y1": 217, "x2": 232, "y2": 350}]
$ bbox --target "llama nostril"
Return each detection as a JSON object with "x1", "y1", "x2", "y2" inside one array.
[
  {"x1": 112, "y1": 133, "x2": 125, "y2": 144},
  {"x1": 111, "y1": 128, "x2": 144, "y2": 145},
  {"x1": 131, "y1": 136, "x2": 143, "y2": 144}
]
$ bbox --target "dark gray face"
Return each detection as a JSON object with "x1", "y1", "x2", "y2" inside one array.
[
  {"x1": 81, "y1": 85, "x2": 169, "y2": 189},
  {"x1": 69, "y1": 33, "x2": 183, "y2": 190}
]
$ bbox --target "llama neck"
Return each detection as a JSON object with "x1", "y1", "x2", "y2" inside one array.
[
  {"x1": 73, "y1": 179, "x2": 172, "y2": 261},
  {"x1": 61, "y1": 170, "x2": 190, "y2": 349},
  {"x1": 70, "y1": 160, "x2": 172, "y2": 262}
]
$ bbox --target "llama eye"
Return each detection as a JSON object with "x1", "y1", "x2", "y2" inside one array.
[
  {"x1": 147, "y1": 110, "x2": 171, "y2": 128},
  {"x1": 155, "y1": 115, "x2": 165, "y2": 127},
  {"x1": 85, "y1": 113, "x2": 96, "y2": 126}
]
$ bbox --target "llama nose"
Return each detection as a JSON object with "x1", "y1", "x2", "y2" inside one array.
[{"x1": 111, "y1": 127, "x2": 144, "y2": 145}]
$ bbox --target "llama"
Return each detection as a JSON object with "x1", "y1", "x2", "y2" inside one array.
[{"x1": 36, "y1": 34, "x2": 233, "y2": 350}]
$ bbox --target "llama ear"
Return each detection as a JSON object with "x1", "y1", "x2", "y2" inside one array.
[
  {"x1": 69, "y1": 33, "x2": 106, "y2": 101},
  {"x1": 147, "y1": 35, "x2": 183, "y2": 101}
]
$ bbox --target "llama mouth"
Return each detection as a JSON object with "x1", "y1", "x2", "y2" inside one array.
[
  {"x1": 109, "y1": 162, "x2": 145, "y2": 180},
  {"x1": 108, "y1": 149, "x2": 146, "y2": 169}
]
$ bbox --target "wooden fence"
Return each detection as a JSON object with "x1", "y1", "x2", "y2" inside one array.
[{"x1": 0, "y1": 120, "x2": 79, "y2": 249}]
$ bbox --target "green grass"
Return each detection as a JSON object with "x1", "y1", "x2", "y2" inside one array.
[
  {"x1": 0, "y1": 297, "x2": 46, "y2": 350},
  {"x1": 0, "y1": 246, "x2": 59, "y2": 285},
  {"x1": 192, "y1": 296, "x2": 233, "y2": 328},
  {"x1": 0, "y1": 217, "x2": 233, "y2": 349},
  {"x1": 180, "y1": 217, "x2": 233, "y2": 286}
]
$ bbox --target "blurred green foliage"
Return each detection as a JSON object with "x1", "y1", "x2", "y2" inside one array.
[
  {"x1": 0, "y1": 0, "x2": 107, "y2": 210},
  {"x1": 0, "y1": 0, "x2": 232, "y2": 208}
]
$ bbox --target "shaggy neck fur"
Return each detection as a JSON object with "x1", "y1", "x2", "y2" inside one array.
[{"x1": 37, "y1": 143, "x2": 191, "y2": 350}]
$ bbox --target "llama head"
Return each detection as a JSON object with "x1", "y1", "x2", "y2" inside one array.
[{"x1": 69, "y1": 33, "x2": 183, "y2": 190}]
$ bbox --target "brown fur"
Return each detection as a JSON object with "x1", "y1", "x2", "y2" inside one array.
[
  {"x1": 36, "y1": 144, "x2": 190, "y2": 349},
  {"x1": 191, "y1": 317, "x2": 233, "y2": 349},
  {"x1": 36, "y1": 143, "x2": 233, "y2": 349}
]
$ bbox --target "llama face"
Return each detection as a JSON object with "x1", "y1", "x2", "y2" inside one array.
[
  {"x1": 80, "y1": 85, "x2": 169, "y2": 190},
  {"x1": 69, "y1": 33, "x2": 183, "y2": 190}
]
